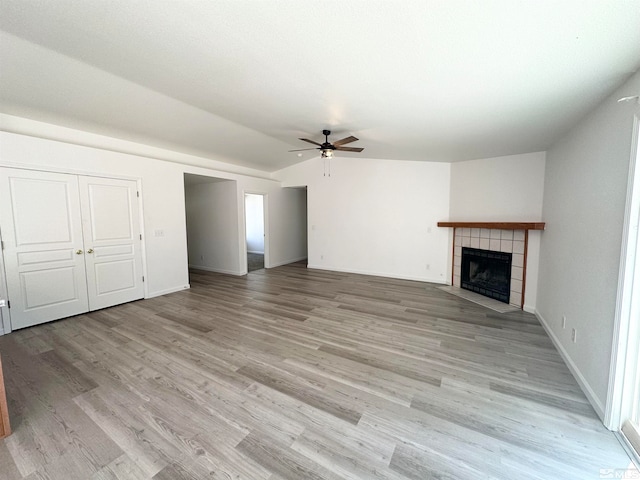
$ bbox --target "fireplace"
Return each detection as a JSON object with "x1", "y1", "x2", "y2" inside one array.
[
  {"x1": 461, "y1": 247, "x2": 512, "y2": 304},
  {"x1": 437, "y1": 222, "x2": 545, "y2": 309}
]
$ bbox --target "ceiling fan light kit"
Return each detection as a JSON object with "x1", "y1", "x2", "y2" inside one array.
[{"x1": 289, "y1": 129, "x2": 364, "y2": 158}]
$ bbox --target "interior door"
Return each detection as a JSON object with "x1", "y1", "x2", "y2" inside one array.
[
  {"x1": 0, "y1": 168, "x2": 89, "y2": 329},
  {"x1": 79, "y1": 176, "x2": 144, "y2": 310}
]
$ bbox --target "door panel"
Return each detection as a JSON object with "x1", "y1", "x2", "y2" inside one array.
[
  {"x1": 94, "y1": 260, "x2": 136, "y2": 294},
  {"x1": 18, "y1": 249, "x2": 75, "y2": 265},
  {"x1": 79, "y1": 176, "x2": 143, "y2": 310},
  {"x1": 11, "y1": 178, "x2": 76, "y2": 245},
  {"x1": 21, "y1": 267, "x2": 79, "y2": 305},
  {"x1": 0, "y1": 168, "x2": 89, "y2": 329}
]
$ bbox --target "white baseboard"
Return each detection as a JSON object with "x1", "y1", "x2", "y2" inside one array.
[
  {"x1": 618, "y1": 426, "x2": 640, "y2": 468},
  {"x1": 146, "y1": 284, "x2": 190, "y2": 299},
  {"x1": 189, "y1": 264, "x2": 244, "y2": 276},
  {"x1": 523, "y1": 304, "x2": 536, "y2": 314},
  {"x1": 0, "y1": 327, "x2": 4, "y2": 336},
  {"x1": 268, "y1": 256, "x2": 308, "y2": 268},
  {"x1": 247, "y1": 250, "x2": 265, "y2": 255},
  {"x1": 535, "y1": 309, "x2": 605, "y2": 420},
  {"x1": 307, "y1": 264, "x2": 447, "y2": 284}
]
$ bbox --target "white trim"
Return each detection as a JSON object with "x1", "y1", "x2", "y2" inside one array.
[
  {"x1": 616, "y1": 432, "x2": 640, "y2": 470},
  {"x1": 307, "y1": 264, "x2": 448, "y2": 284},
  {"x1": 622, "y1": 421, "x2": 640, "y2": 463},
  {"x1": 188, "y1": 264, "x2": 244, "y2": 276},
  {"x1": 618, "y1": 433, "x2": 640, "y2": 470},
  {"x1": 269, "y1": 256, "x2": 308, "y2": 268},
  {"x1": 146, "y1": 284, "x2": 190, "y2": 299},
  {"x1": 606, "y1": 115, "x2": 640, "y2": 430},
  {"x1": 535, "y1": 309, "x2": 605, "y2": 420},
  {"x1": 136, "y1": 179, "x2": 149, "y2": 300},
  {"x1": 247, "y1": 250, "x2": 265, "y2": 255},
  {"x1": 523, "y1": 304, "x2": 536, "y2": 314}
]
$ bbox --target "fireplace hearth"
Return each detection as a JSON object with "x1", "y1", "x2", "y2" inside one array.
[{"x1": 461, "y1": 247, "x2": 512, "y2": 304}]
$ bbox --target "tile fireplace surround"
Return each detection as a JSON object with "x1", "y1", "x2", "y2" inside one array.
[
  {"x1": 437, "y1": 222, "x2": 545, "y2": 309},
  {"x1": 455, "y1": 228, "x2": 524, "y2": 307}
]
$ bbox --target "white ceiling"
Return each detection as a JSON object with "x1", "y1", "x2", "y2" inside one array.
[{"x1": 1, "y1": 1, "x2": 639, "y2": 172}]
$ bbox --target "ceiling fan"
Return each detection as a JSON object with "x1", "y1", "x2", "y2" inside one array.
[{"x1": 289, "y1": 130, "x2": 364, "y2": 158}]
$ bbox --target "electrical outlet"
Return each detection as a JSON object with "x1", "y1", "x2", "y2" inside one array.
[
  {"x1": 571, "y1": 328, "x2": 577, "y2": 343},
  {"x1": 320, "y1": 254, "x2": 324, "y2": 260},
  {"x1": 426, "y1": 264, "x2": 430, "y2": 270},
  {"x1": 154, "y1": 229, "x2": 165, "y2": 237},
  {"x1": 562, "y1": 315, "x2": 566, "y2": 329},
  {"x1": 200, "y1": 255, "x2": 204, "y2": 261}
]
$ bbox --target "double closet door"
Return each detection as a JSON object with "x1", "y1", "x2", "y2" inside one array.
[{"x1": 0, "y1": 168, "x2": 144, "y2": 330}]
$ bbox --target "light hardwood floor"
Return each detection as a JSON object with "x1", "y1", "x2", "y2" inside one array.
[{"x1": 0, "y1": 262, "x2": 634, "y2": 479}]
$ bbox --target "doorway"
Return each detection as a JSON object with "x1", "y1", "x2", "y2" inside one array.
[
  {"x1": 183, "y1": 174, "x2": 240, "y2": 278},
  {"x1": 245, "y1": 193, "x2": 265, "y2": 272},
  {"x1": 607, "y1": 116, "x2": 640, "y2": 463}
]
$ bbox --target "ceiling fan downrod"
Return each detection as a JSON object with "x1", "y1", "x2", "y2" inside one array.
[{"x1": 322, "y1": 130, "x2": 335, "y2": 152}]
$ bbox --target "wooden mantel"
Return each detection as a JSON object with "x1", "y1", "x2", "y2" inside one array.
[{"x1": 437, "y1": 222, "x2": 545, "y2": 230}]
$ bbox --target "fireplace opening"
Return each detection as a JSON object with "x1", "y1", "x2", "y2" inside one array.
[{"x1": 461, "y1": 247, "x2": 512, "y2": 304}]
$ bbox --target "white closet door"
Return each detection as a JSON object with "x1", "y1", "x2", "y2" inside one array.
[
  {"x1": 79, "y1": 176, "x2": 144, "y2": 310},
  {"x1": 0, "y1": 168, "x2": 89, "y2": 329}
]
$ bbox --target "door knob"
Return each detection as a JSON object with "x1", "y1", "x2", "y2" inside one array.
[
  {"x1": 87, "y1": 249, "x2": 94, "y2": 254},
  {"x1": 76, "y1": 249, "x2": 83, "y2": 255}
]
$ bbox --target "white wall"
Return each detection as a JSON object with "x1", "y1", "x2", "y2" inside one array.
[
  {"x1": 186, "y1": 181, "x2": 241, "y2": 274},
  {"x1": 537, "y1": 70, "x2": 640, "y2": 418},
  {"x1": 449, "y1": 152, "x2": 546, "y2": 310},
  {"x1": 0, "y1": 131, "x2": 192, "y2": 299},
  {"x1": 245, "y1": 194, "x2": 265, "y2": 254},
  {"x1": 449, "y1": 152, "x2": 546, "y2": 221},
  {"x1": 0, "y1": 119, "x2": 300, "y2": 321},
  {"x1": 276, "y1": 157, "x2": 451, "y2": 282}
]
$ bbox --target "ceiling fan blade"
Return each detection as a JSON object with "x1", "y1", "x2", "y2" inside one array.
[
  {"x1": 299, "y1": 138, "x2": 323, "y2": 147},
  {"x1": 335, "y1": 146, "x2": 364, "y2": 152},
  {"x1": 333, "y1": 135, "x2": 359, "y2": 147},
  {"x1": 288, "y1": 148, "x2": 318, "y2": 152}
]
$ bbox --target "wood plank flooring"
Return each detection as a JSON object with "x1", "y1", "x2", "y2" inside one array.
[{"x1": 0, "y1": 262, "x2": 634, "y2": 479}]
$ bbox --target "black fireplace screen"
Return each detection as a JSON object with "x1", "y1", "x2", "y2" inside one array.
[{"x1": 461, "y1": 247, "x2": 512, "y2": 304}]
